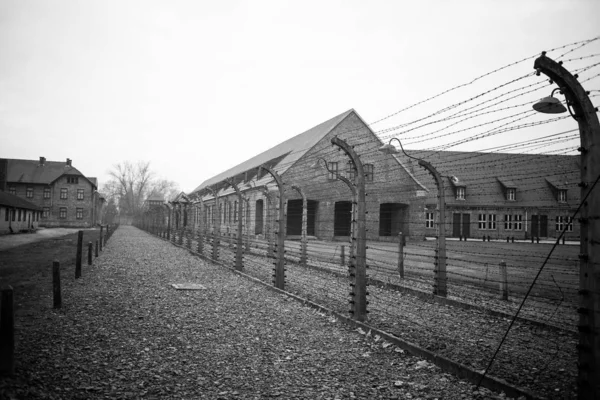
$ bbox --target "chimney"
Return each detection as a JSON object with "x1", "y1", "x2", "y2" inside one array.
[
  {"x1": 66, "y1": 158, "x2": 72, "y2": 167},
  {"x1": 39, "y1": 156, "x2": 46, "y2": 166}
]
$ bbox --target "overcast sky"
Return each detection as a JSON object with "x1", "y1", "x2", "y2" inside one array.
[{"x1": 1, "y1": 0, "x2": 599, "y2": 193}]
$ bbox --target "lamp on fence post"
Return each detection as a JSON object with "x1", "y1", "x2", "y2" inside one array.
[
  {"x1": 224, "y1": 177, "x2": 244, "y2": 271},
  {"x1": 379, "y1": 138, "x2": 447, "y2": 297},
  {"x1": 291, "y1": 185, "x2": 308, "y2": 267},
  {"x1": 329, "y1": 136, "x2": 367, "y2": 322},
  {"x1": 259, "y1": 165, "x2": 286, "y2": 290},
  {"x1": 532, "y1": 52, "x2": 600, "y2": 400}
]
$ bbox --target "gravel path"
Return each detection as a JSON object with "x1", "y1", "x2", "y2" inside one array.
[{"x1": 1, "y1": 226, "x2": 509, "y2": 400}]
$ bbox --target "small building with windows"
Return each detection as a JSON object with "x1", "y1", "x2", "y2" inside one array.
[
  {"x1": 403, "y1": 150, "x2": 580, "y2": 240},
  {"x1": 188, "y1": 109, "x2": 429, "y2": 242},
  {"x1": 0, "y1": 191, "x2": 42, "y2": 234},
  {"x1": 0, "y1": 157, "x2": 104, "y2": 228}
]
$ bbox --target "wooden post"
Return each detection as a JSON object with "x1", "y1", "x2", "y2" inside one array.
[
  {"x1": 75, "y1": 230, "x2": 83, "y2": 279},
  {"x1": 99, "y1": 225, "x2": 104, "y2": 251},
  {"x1": 499, "y1": 261, "x2": 508, "y2": 300},
  {"x1": 52, "y1": 261, "x2": 61, "y2": 309},
  {"x1": 95, "y1": 239, "x2": 99, "y2": 258},
  {"x1": 87, "y1": 242, "x2": 92, "y2": 265},
  {"x1": 398, "y1": 232, "x2": 405, "y2": 278},
  {"x1": 0, "y1": 286, "x2": 14, "y2": 376},
  {"x1": 292, "y1": 185, "x2": 308, "y2": 267}
]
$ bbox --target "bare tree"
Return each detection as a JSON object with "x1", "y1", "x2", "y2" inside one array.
[
  {"x1": 101, "y1": 161, "x2": 181, "y2": 216},
  {"x1": 103, "y1": 161, "x2": 154, "y2": 216}
]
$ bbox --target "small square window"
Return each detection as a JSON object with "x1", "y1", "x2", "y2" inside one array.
[
  {"x1": 456, "y1": 187, "x2": 465, "y2": 200},
  {"x1": 59, "y1": 207, "x2": 67, "y2": 219},
  {"x1": 77, "y1": 189, "x2": 84, "y2": 200},
  {"x1": 425, "y1": 212, "x2": 434, "y2": 228},
  {"x1": 506, "y1": 188, "x2": 516, "y2": 201},
  {"x1": 43, "y1": 208, "x2": 50, "y2": 219},
  {"x1": 26, "y1": 187, "x2": 34, "y2": 198},
  {"x1": 558, "y1": 190, "x2": 567, "y2": 203},
  {"x1": 43, "y1": 188, "x2": 51, "y2": 199},
  {"x1": 478, "y1": 214, "x2": 487, "y2": 229},
  {"x1": 488, "y1": 214, "x2": 496, "y2": 230},
  {"x1": 60, "y1": 188, "x2": 68, "y2": 199},
  {"x1": 9, "y1": 187, "x2": 15, "y2": 195},
  {"x1": 76, "y1": 208, "x2": 83, "y2": 219}
]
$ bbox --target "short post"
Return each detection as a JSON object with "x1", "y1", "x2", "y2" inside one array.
[
  {"x1": 499, "y1": 261, "x2": 508, "y2": 300},
  {"x1": 511, "y1": 236, "x2": 515, "y2": 243},
  {"x1": 95, "y1": 239, "x2": 99, "y2": 258},
  {"x1": 531, "y1": 235, "x2": 534, "y2": 244},
  {"x1": 537, "y1": 236, "x2": 540, "y2": 244},
  {"x1": 562, "y1": 236, "x2": 566, "y2": 245},
  {"x1": 52, "y1": 260, "x2": 61, "y2": 309},
  {"x1": 87, "y1": 242, "x2": 92, "y2": 266},
  {"x1": 506, "y1": 236, "x2": 509, "y2": 243},
  {"x1": 340, "y1": 245, "x2": 346, "y2": 266},
  {"x1": 0, "y1": 286, "x2": 15, "y2": 376},
  {"x1": 398, "y1": 232, "x2": 405, "y2": 278},
  {"x1": 99, "y1": 226, "x2": 104, "y2": 251},
  {"x1": 75, "y1": 230, "x2": 83, "y2": 279}
]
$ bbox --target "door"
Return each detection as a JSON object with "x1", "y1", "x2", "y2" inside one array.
[
  {"x1": 531, "y1": 215, "x2": 539, "y2": 237},
  {"x1": 334, "y1": 201, "x2": 352, "y2": 236},
  {"x1": 255, "y1": 199, "x2": 263, "y2": 235},
  {"x1": 452, "y1": 214, "x2": 461, "y2": 237},
  {"x1": 462, "y1": 213, "x2": 470, "y2": 238},
  {"x1": 540, "y1": 215, "x2": 548, "y2": 237}
]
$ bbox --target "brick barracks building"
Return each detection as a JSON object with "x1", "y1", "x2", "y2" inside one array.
[{"x1": 0, "y1": 157, "x2": 105, "y2": 229}]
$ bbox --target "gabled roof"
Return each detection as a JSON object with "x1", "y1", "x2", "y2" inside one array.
[
  {"x1": 3, "y1": 158, "x2": 96, "y2": 189},
  {"x1": 405, "y1": 150, "x2": 579, "y2": 208},
  {"x1": 0, "y1": 191, "x2": 42, "y2": 211},
  {"x1": 191, "y1": 109, "x2": 356, "y2": 194}
]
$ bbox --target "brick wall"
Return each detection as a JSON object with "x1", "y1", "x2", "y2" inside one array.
[{"x1": 8, "y1": 177, "x2": 97, "y2": 228}]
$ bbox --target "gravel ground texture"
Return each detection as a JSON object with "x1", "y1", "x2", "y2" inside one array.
[
  {"x1": 166, "y1": 230, "x2": 576, "y2": 399},
  {"x1": 0, "y1": 226, "x2": 518, "y2": 400}
]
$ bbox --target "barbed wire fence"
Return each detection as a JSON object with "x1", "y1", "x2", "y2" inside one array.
[{"x1": 133, "y1": 35, "x2": 600, "y2": 400}]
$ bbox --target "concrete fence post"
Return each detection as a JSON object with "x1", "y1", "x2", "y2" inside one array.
[
  {"x1": 87, "y1": 242, "x2": 92, "y2": 266},
  {"x1": 340, "y1": 245, "x2": 346, "y2": 266},
  {"x1": 95, "y1": 239, "x2": 99, "y2": 258}
]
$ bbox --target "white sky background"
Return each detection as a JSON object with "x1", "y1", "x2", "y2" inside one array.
[{"x1": 1, "y1": 0, "x2": 599, "y2": 194}]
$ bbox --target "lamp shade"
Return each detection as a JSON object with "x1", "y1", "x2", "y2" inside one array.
[
  {"x1": 378, "y1": 143, "x2": 399, "y2": 154},
  {"x1": 532, "y1": 96, "x2": 567, "y2": 114}
]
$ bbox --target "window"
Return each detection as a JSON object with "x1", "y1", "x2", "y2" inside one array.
[
  {"x1": 346, "y1": 160, "x2": 356, "y2": 181},
  {"x1": 43, "y1": 208, "x2": 49, "y2": 219},
  {"x1": 228, "y1": 202, "x2": 232, "y2": 223},
  {"x1": 425, "y1": 212, "x2": 434, "y2": 228},
  {"x1": 26, "y1": 187, "x2": 33, "y2": 198},
  {"x1": 67, "y1": 176, "x2": 79, "y2": 184},
  {"x1": 59, "y1": 207, "x2": 67, "y2": 219},
  {"x1": 487, "y1": 214, "x2": 496, "y2": 230},
  {"x1": 9, "y1": 187, "x2": 15, "y2": 195},
  {"x1": 456, "y1": 187, "x2": 465, "y2": 200},
  {"x1": 327, "y1": 162, "x2": 338, "y2": 180},
  {"x1": 506, "y1": 188, "x2": 516, "y2": 201},
  {"x1": 234, "y1": 201, "x2": 238, "y2": 222},
  {"x1": 77, "y1": 189, "x2": 84, "y2": 200},
  {"x1": 76, "y1": 208, "x2": 83, "y2": 219},
  {"x1": 44, "y1": 188, "x2": 51, "y2": 199},
  {"x1": 558, "y1": 190, "x2": 567, "y2": 203},
  {"x1": 60, "y1": 188, "x2": 68, "y2": 199},
  {"x1": 514, "y1": 215, "x2": 522, "y2": 230},
  {"x1": 478, "y1": 214, "x2": 487, "y2": 229},
  {"x1": 556, "y1": 216, "x2": 573, "y2": 232},
  {"x1": 364, "y1": 164, "x2": 374, "y2": 182},
  {"x1": 504, "y1": 214, "x2": 512, "y2": 230}
]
